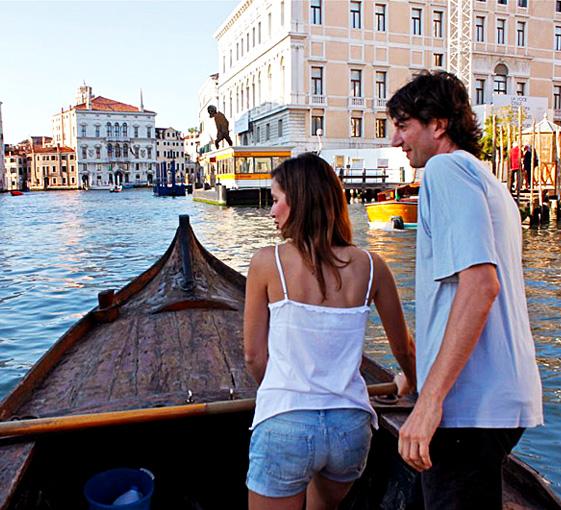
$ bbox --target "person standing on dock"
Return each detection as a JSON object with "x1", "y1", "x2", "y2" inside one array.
[
  {"x1": 509, "y1": 142, "x2": 521, "y2": 191},
  {"x1": 244, "y1": 153, "x2": 417, "y2": 510},
  {"x1": 523, "y1": 144, "x2": 539, "y2": 190},
  {"x1": 387, "y1": 70, "x2": 543, "y2": 510}
]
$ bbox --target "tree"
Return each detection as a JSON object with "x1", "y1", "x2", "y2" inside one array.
[{"x1": 480, "y1": 106, "x2": 527, "y2": 161}]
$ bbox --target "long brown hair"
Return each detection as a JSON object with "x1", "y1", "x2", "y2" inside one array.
[{"x1": 271, "y1": 153, "x2": 353, "y2": 301}]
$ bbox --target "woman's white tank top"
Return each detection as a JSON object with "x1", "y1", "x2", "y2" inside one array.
[{"x1": 251, "y1": 244, "x2": 378, "y2": 430}]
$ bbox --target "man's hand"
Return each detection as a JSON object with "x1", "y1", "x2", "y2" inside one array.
[{"x1": 398, "y1": 397, "x2": 442, "y2": 472}]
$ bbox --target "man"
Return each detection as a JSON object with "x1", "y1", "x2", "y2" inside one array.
[
  {"x1": 509, "y1": 142, "x2": 521, "y2": 191},
  {"x1": 523, "y1": 144, "x2": 539, "y2": 190},
  {"x1": 207, "y1": 105, "x2": 233, "y2": 149},
  {"x1": 388, "y1": 71, "x2": 543, "y2": 509}
]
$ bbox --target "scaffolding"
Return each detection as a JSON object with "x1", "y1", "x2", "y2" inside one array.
[{"x1": 447, "y1": 0, "x2": 473, "y2": 97}]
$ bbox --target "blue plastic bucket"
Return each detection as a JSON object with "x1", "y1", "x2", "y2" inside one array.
[{"x1": 84, "y1": 468, "x2": 154, "y2": 509}]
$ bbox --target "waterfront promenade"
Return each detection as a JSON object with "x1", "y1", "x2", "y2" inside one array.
[{"x1": 0, "y1": 188, "x2": 560, "y2": 496}]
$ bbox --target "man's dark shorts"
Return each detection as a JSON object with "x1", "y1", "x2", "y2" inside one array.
[{"x1": 422, "y1": 427, "x2": 525, "y2": 510}]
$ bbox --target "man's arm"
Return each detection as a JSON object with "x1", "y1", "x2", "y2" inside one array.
[{"x1": 398, "y1": 263, "x2": 500, "y2": 472}]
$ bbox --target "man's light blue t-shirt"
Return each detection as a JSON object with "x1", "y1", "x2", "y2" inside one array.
[{"x1": 416, "y1": 150, "x2": 543, "y2": 428}]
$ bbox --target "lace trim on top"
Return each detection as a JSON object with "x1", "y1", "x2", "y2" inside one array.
[{"x1": 268, "y1": 298, "x2": 369, "y2": 314}]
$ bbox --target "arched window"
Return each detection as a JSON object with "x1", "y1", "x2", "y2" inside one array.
[
  {"x1": 106, "y1": 123, "x2": 113, "y2": 137},
  {"x1": 114, "y1": 123, "x2": 120, "y2": 137},
  {"x1": 122, "y1": 123, "x2": 128, "y2": 137},
  {"x1": 115, "y1": 144, "x2": 121, "y2": 157},
  {"x1": 494, "y1": 63, "x2": 508, "y2": 95},
  {"x1": 107, "y1": 143, "x2": 113, "y2": 157},
  {"x1": 123, "y1": 143, "x2": 128, "y2": 156}
]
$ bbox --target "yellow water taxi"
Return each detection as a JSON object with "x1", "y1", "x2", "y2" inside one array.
[{"x1": 365, "y1": 183, "x2": 419, "y2": 230}]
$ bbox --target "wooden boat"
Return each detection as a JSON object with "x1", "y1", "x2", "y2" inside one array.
[
  {"x1": 365, "y1": 183, "x2": 419, "y2": 230},
  {"x1": 109, "y1": 185, "x2": 123, "y2": 193},
  {"x1": 9, "y1": 191, "x2": 23, "y2": 196},
  {"x1": 0, "y1": 215, "x2": 559, "y2": 509}
]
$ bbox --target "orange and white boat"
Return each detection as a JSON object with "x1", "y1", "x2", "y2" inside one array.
[{"x1": 365, "y1": 183, "x2": 419, "y2": 230}]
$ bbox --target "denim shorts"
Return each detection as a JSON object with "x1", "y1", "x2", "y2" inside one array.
[{"x1": 246, "y1": 408, "x2": 372, "y2": 498}]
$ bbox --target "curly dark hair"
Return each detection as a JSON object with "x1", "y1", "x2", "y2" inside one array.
[{"x1": 387, "y1": 70, "x2": 482, "y2": 158}]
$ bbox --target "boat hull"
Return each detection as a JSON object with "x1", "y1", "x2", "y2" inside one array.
[
  {"x1": 365, "y1": 200, "x2": 418, "y2": 229},
  {"x1": 1, "y1": 216, "x2": 559, "y2": 510}
]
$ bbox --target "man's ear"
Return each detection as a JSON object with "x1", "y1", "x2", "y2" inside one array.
[{"x1": 432, "y1": 118, "x2": 449, "y2": 139}]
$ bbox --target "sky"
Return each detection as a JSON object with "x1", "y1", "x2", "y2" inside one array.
[{"x1": 0, "y1": 0, "x2": 238, "y2": 144}]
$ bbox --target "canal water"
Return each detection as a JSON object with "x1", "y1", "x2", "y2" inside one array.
[{"x1": 0, "y1": 189, "x2": 560, "y2": 496}]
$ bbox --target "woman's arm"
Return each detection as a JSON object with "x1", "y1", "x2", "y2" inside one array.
[
  {"x1": 371, "y1": 253, "x2": 417, "y2": 393},
  {"x1": 243, "y1": 248, "x2": 271, "y2": 384}
]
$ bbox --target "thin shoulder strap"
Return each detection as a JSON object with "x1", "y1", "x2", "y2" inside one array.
[
  {"x1": 275, "y1": 244, "x2": 288, "y2": 300},
  {"x1": 363, "y1": 250, "x2": 374, "y2": 306}
]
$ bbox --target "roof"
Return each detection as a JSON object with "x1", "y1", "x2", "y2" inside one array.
[
  {"x1": 30, "y1": 145, "x2": 74, "y2": 154},
  {"x1": 523, "y1": 113, "x2": 560, "y2": 134},
  {"x1": 75, "y1": 96, "x2": 154, "y2": 114}
]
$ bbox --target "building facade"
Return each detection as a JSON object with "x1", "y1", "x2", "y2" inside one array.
[
  {"x1": 26, "y1": 145, "x2": 78, "y2": 191},
  {"x1": 214, "y1": 0, "x2": 561, "y2": 153},
  {"x1": 198, "y1": 73, "x2": 221, "y2": 152},
  {"x1": 52, "y1": 85, "x2": 157, "y2": 190},
  {"x1": 183, "y1": 130, "x2": 201, "y2": 162},
  {"x1": 156, "y1": 127, "x2": 188, "y2": 183},
  {"x1": 0, "y1": 101, "x2": 5, "y2": 191},
  {"x1": 3, "y1": 147, "x2": 27, "y2": 192}
]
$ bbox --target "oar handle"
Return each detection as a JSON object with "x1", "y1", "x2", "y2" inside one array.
[
  {"x1": 367, "y1": 382, "x2": 397, "y2": 396},
  {"x1": 0, "y1": 382, "x2": 397, "y2": 440}
]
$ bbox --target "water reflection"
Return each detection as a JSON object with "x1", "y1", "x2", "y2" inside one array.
[{"x1": 0, "y1": 189, "x2": 560, "y2": 495}]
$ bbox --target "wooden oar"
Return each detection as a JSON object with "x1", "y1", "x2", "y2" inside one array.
[{"x1": 0, "y1": 382, "x2": 397, "y2": 440}]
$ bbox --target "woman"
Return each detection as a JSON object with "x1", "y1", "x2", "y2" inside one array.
[{"x1": 244, "y1": 153, "x2": 416, "y2": 510}]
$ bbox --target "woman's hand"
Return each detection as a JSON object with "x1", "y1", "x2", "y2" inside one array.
[{"x1": 394, "y1": 372, "x2": 416, "y2": 397}]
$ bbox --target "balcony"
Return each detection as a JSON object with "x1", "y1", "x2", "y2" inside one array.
[
  {"x1": 107, "y1": 155, "x2": 131, "y2": 162},
  {"x1": 348, "y1": 96, "x2": 365, "y2": 109},
  {"x1": 106, "y1": 135, "x2": 131, "y2": 142},
  {"x1": 373, "y1": 98, "x2": 387, "y2": 110},
  {"x1": 555, "y1": 109, "x2": 561, "y2": 120},
  {"x1": 309, "y1": 94, "x2": 327, "y2": 106}
]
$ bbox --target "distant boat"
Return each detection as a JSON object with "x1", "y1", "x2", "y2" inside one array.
[
  {"x1": 365, "y1": 183, "x2": 419, "y2": 230},
  {"x1": 109, "y1": 185, "x2": 123, "y2": 193},
  {"x1": 9, "y1": 190, "x2": 24, "y2": 196}
]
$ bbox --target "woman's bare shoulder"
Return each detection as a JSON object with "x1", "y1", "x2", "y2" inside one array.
[{"x1": 249, "y1": 245, "x2": 278, "y2": 273}]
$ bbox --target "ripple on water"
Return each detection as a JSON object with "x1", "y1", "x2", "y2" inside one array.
[{"x1": 0, "y1": 191, "x2": 560, "y2": 496}]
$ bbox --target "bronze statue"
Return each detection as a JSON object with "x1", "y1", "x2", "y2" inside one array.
[{"x1": 208, "y1": 105, "x2": 233, "y2": 149}]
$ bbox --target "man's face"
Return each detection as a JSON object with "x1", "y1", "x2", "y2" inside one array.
[{"x1": 390, "y1": 117, "x2": 439, "y2": 169}]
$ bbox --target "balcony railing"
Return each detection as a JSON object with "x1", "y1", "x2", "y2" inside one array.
[
  {"x1": 310, "y1": 94, "x2": 327, "y2": 106},
  {"x1": 555, "y1": 108, "x2": 561, "y2": 119},
  {"x1": 349, "y1": 96, "x2": 365, "y2": 108},
  {"x1": 373, "y1": 98, "x2": 387, "y2": 109},
  {"x1": 106, "y1": 135, "x2": 131, "y2": 142}
]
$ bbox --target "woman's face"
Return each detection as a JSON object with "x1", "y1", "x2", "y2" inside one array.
[{"x1": 271, "y1": 178, "x2": 290, "y2": 231}]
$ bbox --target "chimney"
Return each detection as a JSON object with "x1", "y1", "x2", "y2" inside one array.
[{"x1": 140, "y1": 89, "x2": 144, "y2": 113}]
